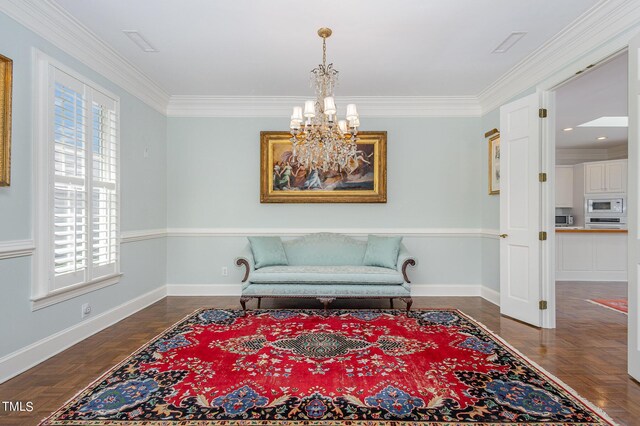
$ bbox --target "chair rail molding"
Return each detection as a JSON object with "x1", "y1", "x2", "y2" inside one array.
[
  {"x1": 0, "y1": 0, "x2": 169, "y2": 113},
  {"x1": 121, "y1": 229, "x2": 168, "y2": 243},
  {"x1": 165, "y1": 228, "x2": 501, "y2": 239},
  {"x1": 0, "y1": 239, "x2": 35, "y2": 260},
  {"x1": 166, "y1": 95, "x2": 482, "y2": 118}
]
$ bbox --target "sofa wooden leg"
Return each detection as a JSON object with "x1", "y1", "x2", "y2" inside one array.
[
  {"x1": 318, "y1": 297, "x2": 335, "y2": 312},
  {"x1": 240, "y1": 297, "x2": 251, "y2": 313},
  {"x1": 257, "y1": 298, "x2": 262, "y2": 309},
  {"x1": 401, "y1": 297, "x2": 413, "y2": 312},
  {"x1": 390, "y1": 298, "x2": 394, "y2": 309}
]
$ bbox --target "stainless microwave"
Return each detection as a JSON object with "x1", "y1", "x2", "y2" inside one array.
[
  {"x1": 586, "y1": 198, "x2": 624, "y2": 214},
  {"x1": 555, "y1": 215, "x2": 574, "y2": 226}
]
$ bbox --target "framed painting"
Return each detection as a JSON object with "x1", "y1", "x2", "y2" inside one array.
[
  {"x1": 0, "y1": 53, "x2": 12, "y2": 187},
  {"x1": 260, "y1": 131, "x2": 387, "y2": 203},
  {"x1": 488, "y1": 133, "x2": 500, "y2": 195}
]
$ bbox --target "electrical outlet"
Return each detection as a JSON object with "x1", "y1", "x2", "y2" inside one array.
[
  {"x1": 81, "y1": 303, "x2": 92, "y2": 319},
  {"x1": 221, "y1": 267, "x2": 228, "y2": 277}
]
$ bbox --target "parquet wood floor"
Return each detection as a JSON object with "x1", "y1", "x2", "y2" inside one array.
[{"x1": 0, "y1": 282, "x2": 638, "y2": 425}]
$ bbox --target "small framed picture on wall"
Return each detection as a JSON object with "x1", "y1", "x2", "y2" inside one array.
[
  {"x1": 488, "y1": 132, "x2": 500, "y2": 195},
  {"x1": 0, "y1": 53, "x2": 12, "y2": 187}
]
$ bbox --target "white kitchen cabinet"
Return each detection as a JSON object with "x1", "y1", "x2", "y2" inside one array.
[
  {"x1": 605, "y1": 160, "x2": 626, "y2": 192},
  {"x1": 584, "y1": 159, "x2": 627, "y2": 194},
  {"x1": 556, "y1": 231, "x2": 627, "y2": 281},
  {"x1": 555, "y1": 166, "x2": 574, "y2": 207}
]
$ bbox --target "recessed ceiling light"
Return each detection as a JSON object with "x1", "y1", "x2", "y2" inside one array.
[
  {"x1": 597, "y1": 136, "x2": 607, "y2": 140},
  {"x1": 123, "y1": 30, "x2": 158, "y2": 53},
  {"x1": 578, "y1": 116, "x2": 628, "y2": 127},
  {"x1": 563, "y1": 127, "x2": 573, "y2": 131},
  {"x1": 492, "y1": 32, "x2": 527, "y2": 54}
]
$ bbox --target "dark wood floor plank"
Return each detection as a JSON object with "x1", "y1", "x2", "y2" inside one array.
[{"x1": 0, "y1": 282, "x2": 637, "y2": 424}]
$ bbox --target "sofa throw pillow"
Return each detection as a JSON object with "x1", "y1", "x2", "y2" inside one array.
[
  {"x1": 248, "y1": 237, "x2": 289, "y2": 268},
  {"x1": 363, "y1": 235, "x2": 402, "y2": 269}
]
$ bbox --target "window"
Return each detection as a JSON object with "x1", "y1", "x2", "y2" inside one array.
[{"x1": 33, "y1": 51, "x2": 120, "y2": 309}]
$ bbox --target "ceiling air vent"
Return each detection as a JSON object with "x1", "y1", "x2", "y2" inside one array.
[
  {"x1": 492, "y1": 32, "x2": 527, "y2": 53},
  {"x1": 123, "y1": 30, "x2": 158, "y2": 53}
]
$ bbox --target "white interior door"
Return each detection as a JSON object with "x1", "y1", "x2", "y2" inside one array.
[
  {"x1": 500, "y1": 93, "x2": 542, "y2": 327},
  {"x1": 628, "y1": 32, "x2": 640, "y2": 381}
]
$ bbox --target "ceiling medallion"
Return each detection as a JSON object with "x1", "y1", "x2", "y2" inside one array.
[{"x1": 289, "y1": 27, "x2": 361, "y2": 172}]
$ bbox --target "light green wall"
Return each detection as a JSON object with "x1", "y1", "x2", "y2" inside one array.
[
  {"x1": 166, "y1": 116, "x2": 491, "y2": 287},
  {"x1": 167, "y1": 117, "x2": 483, "y2": 228},
  {"x1": 0, "y1": 11, "x2": 167, "y2": 357}
]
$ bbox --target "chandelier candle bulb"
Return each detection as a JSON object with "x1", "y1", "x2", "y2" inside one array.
[
  {"x1": 323, "y1": 96, "x2": 337, "y2": 115},
  {"x1": 291, "y1": 106, "x2": 303, "y2": 122},
  {"x1": 346, "y1": 104, "x2": 358, "y2": 120},
  {"x1": 304, "y1": 100, "x2": 316, "y2": 118}
]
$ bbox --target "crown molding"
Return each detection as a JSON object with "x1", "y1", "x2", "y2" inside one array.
[
  {"x1": 478, "y1": 0, "x2": 640, "y2": 115},
  {"x1": 0, "y1": 0, "x2": 170, "y2": 114},
  {"x1": 166, "y1": 95, "x2": 482, "y2": 118},
  {"x1": 3, "y1": 0, "x2": 639, "y2": 120}
]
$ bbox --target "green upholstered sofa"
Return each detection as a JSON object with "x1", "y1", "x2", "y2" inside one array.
[{"x1": 235, "y1": 233, "x2": 416, "y2": 311}]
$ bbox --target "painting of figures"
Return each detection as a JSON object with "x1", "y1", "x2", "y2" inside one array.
[{"x1": 260, "y1": 131, "x2": 387, "y2": 203}]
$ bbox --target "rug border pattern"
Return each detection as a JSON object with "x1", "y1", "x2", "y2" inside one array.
[{"x1": 39, "y1": 308, "x2": 619, "y2": 426}]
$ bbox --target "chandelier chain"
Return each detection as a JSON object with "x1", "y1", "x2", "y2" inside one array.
[{"x1": 322, "y1": 37, "x2": 327, "y2": 68}]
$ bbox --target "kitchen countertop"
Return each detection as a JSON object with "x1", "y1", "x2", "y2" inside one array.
[{"x1": 556, "y1": 228, "x2": 627, "y2": 233}]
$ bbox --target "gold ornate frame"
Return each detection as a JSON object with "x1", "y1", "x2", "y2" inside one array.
[
  {"x1": 488, "y1": 133, "x2": 500, "y2": 195},
  {"x1": 0, "y1": 54, "x2": 12, "y2": 187},
  {"x1": 260, "y1": 131, "x2": 387, "y2": 203}
]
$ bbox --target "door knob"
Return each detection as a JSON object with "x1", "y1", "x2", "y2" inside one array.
[{"x1": 499, "y1": 234, "x2": 508, "y2": 238}]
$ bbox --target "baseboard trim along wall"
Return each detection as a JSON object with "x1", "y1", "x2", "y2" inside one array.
[
  {"x1": 166, "y1": 283, "x2": 500, "y2": 305},
  {"x1": 0, "y1": 286, "x2": 167, "y2": 384}
]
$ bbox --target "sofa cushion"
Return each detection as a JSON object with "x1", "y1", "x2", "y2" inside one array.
[
  {"x1": 248, "y1": 237, "x2": 288, "y2": 268},
  {"x1": 283, "y1": 233, "x2": 367, "y2": 266},
  {"x1": 249, "y1": 265, "x2": 405, "y2": 285},
  {"x1": 363, "y1": 235, "x2": 402, "y2": 269}
]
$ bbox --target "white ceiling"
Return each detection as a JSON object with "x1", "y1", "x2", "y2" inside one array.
[
  {"x1": 556, "y1": 52, "x2": 628, "y2": 149},
  {"x1": 53, "y1": 0, "x2": 599, "y2": 97}
]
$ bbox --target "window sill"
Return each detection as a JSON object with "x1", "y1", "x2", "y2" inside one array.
[{"x1": 31, "y1": 273, "x2": 123, "y2": 311}]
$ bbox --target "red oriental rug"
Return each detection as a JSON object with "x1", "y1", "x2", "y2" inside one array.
[
  {"x1": 587, "y1": 299, "x2": 628, "y2": 314},
  {"x1": 41, "y1": 309, "x2": 616, "y2": 425}
]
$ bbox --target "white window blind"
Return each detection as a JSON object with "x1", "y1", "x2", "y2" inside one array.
[{"x1": 51, "y1": 68, "x2": 119, "y2": 291}]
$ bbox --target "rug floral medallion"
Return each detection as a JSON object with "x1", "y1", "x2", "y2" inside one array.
[{"x1": 41, "y1": 309, "x2": 616, "y2": 425}]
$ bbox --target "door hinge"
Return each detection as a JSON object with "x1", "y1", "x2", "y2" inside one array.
[
  {"x1": 539, "y1": 300, "x2": 548, "y2": 310},
  {"x1": 539, "y1": 172, "x2": 547, "y2": 182},
  {"x1": 539, "y1": 231, "x2": 547, "y2": 241},
  {"x1": 539, "y1": 108, "x2": 548, "y2": 118}
]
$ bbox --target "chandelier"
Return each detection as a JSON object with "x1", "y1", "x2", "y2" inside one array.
[{"x1": 288, "y1": 27, "x2": 360, "y2": 172}]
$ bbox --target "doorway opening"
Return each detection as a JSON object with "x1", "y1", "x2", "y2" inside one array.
[{"x1": 552, "y1": 52, "x2": 629, "y2": 326}]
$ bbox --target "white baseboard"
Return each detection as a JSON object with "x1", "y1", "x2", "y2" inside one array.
[
  {"x1": 411, "y1": 283, "x2": 481, "y2": 297},
  {"x1": 166, "y1": 283, "x2": 500, "y2": 306},
  {"x1": 166, "y1": 284, "x2": 242, "y2": 296},
  {"x1": 556, "y1": 272, "x2": 627, "y2": 282},
  {"x1": 480, "y1": 286, "x2": 500, "y2": 306},
  {"x1": 0, "y1": 286, "x2": 167, "y2": 384}
]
